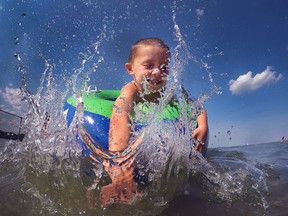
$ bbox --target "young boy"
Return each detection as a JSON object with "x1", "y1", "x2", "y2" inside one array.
[
  {"x1": 109, "y1": 37, "x2": 208, "y2": 154},
  {"x1": 99, "y1": 38, "x2": 208, "y2": 206}
]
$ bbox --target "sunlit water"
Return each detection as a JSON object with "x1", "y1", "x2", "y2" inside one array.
[{"x1": 1, "y1": 0, "x2": 286, "y2": 215}]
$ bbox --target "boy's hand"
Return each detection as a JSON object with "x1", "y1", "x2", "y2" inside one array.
[
  {"x1": 192, "y1": 125, "x2": 208, "y2": 154},
  {"x1": 101, "y1": 156, "x2": 141, "y2": 206},
  {"x1": 192, "y1": 125, "x2": 207, "y2": 142}
]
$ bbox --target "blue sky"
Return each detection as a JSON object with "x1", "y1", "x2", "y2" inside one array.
[{"x1": 0, "y1": 0, "x2": 287, "y2": 147}]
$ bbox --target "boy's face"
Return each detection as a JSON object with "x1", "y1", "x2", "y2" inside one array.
[{"x1": 125, "y1": 45, "x2": 170, "y2": 93}]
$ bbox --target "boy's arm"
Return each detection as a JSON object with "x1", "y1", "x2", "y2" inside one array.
[
  {"x1": 192, "y1": 110, "x2": 208, "y2": 154},
  {"x1": 109, "y1": 83, "x2": 137, "y2": 152},
  {"x1": 181, "y1": 87, "x2": 208, "y2": 144},
  {"x1": 192, "y1": 110, "x2": 208, "y2": 142}
]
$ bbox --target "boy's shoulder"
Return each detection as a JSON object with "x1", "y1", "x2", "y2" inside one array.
[
  {"x1": 117, "y1": 81, "x2": 140, "y2": 104},
  {"x1": 121, "y1": 81, "x2": 137, "y2": 92}
]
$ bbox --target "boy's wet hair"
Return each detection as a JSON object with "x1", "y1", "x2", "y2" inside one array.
[{"x1": 128, "y1": 37, "x2": 170, "y2": 63}]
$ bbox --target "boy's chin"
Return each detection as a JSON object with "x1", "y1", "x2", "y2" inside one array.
[
  {"x1": 140, "y1": 80, "x2": 167, "y2": 92},
  {"x1": 145, "y1": 85, "x2": 165, "y2": 94}
]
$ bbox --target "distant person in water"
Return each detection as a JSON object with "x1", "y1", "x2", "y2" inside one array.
[
  {"x1": 99, "y1": 38, "x2": 208, "y2": 206},
  {"x1": 0, "y1": 130, "x2": 25, "y2": 141}
]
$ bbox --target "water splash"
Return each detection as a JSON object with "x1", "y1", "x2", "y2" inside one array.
[
  {"x1": 198, "y1": 157, "x2": 269, "y2": 209},
  {"x1": 0, "y1": 0, "x2": 270, "y2": 215}
]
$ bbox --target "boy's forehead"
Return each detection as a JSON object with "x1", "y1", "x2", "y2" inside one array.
[
  {"x1": 135, "y1": 45, "x2": 170, "y2": 59},
  {"x1": 136, "y1": 44, "x2": 167, "y2": 52}
]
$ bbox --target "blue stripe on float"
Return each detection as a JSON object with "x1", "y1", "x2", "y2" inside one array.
[
  {"x1": 63, "y1": 102, "x2": 110, "y2": 150},
  {"x1": 83, "y1": 111, "x2": 110, "y2": 149}
]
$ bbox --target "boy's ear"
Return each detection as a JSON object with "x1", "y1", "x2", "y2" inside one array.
[{"x1": 125, "y1": 63, "x2": 134, "y2": 75}]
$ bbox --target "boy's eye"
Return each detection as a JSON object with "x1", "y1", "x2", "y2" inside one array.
[{"x1": 144, "y1": 64, "x2": 153, "y2": 70}]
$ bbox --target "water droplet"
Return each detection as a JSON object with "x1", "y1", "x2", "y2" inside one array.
[
  {"x1": 14, "y1": 52, "x2": 21, "y2": 61},
  {"x1": 14, "y1": 37, "x2": 19, "y2": 44}
]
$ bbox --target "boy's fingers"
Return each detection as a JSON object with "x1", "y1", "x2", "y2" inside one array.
[
  {"x1": 195, "y1": 143, "x2": 202, "y2": 151},
  {"x1": 192, "y1": 128, "x2": 198, "y2": 139}
]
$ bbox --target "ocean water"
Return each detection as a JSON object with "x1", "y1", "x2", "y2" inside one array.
[
  {"x1": 161, "y1": 142, "x2": 288, "y2": 216},
  {"x1": 1, "y1": 137, "x2": 287, "y2": 216}
]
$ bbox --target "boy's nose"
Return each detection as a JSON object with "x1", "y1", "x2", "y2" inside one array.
[{"x1": 151, "y1": 68, "x2": 160, "y2": 75}]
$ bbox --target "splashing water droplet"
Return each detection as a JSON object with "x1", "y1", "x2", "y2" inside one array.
[
  {"x1": 14, "y1": 52, "x2": 21, "y2": 61},
  {"x1": 14, "y1": 37, "x2": 20, "y2": 44}
]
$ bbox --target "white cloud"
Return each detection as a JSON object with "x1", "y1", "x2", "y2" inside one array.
[
  {"x1": 228, "y1": 66, "x2": 283, "y2": 95},
  {"x1": 0, "y1": 87, "x2": 29, "y2": 117}
]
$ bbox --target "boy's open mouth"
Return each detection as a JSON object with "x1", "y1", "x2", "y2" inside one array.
[{"x1": 146, "y1": 79, "x2": 162, "y2": 86}]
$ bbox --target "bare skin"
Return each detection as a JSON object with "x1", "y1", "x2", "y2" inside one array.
[
  {"x1": 109, "y1": 45, "x2": 170, "y2": 152},
  {"x1": 192, "y1": 110, "x2": 208, "y2": 154}
]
